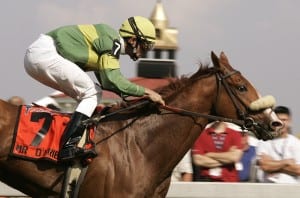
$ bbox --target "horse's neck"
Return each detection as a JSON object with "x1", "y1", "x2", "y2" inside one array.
[
  {"x1": 96, "y1": 74, "x2": 216, "y2": 178},
  {"x1": 128, "y1": 106, "x2": 208, "y2": 171},
  {"x1": 141, "y1": 75, "x2": 216, "y2": 168}
]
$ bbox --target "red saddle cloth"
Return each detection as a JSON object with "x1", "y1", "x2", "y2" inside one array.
[{"x1": 10, "y1": 105, "x2": 94, "y2": 162}]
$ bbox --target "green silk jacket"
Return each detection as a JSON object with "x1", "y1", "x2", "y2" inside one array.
[{"x1": 47, "y1": 24, "x2": 144, "y2": 97}]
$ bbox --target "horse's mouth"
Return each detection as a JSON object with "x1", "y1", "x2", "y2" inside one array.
[{"x1": 250, "y1": 122, "x2": 282, "y2": 141}]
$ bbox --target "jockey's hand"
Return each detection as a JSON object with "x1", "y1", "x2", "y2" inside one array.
[{"x1": 144, "y1": 88, "x2": 165, "y2": 106}]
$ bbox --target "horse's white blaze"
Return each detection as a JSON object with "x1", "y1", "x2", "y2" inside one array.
[
  {"x1": 263, "y1": 108, "x2": 283, "y2": 137},
  {"x1": 250, "y1": 94, "x2": 283, "y2": 135},
  {"x1": 249, "y1": 95, "x2": 276, "y2": 111},
  {"x1": 263, "y1": 108, "x2": 280, "y2": 123}
]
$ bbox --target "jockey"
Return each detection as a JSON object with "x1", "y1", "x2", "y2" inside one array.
[{"x1": 24, "y1": 16, "x2": 165, "y2": 162}]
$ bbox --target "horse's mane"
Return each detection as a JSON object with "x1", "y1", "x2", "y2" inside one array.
[{"x1": 159, "y1": 64, "x2": 217, "y2": 99}]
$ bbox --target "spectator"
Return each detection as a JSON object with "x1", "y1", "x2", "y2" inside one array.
[
  {"x1": 238, "y1": 132, "x2": 257, "y2": 182},
  {"x1": 171, "y1": 150, "x2": 193, "y2": 182},
  {"x1": 7, "y1": 96, "x2": 25, "y2": 106},
  {"x1": 192, "y1": 121, "x2": 243, "y2": 182},
  {"x1": 256, "y1": 106, "x2": 300, "y2": 183}
]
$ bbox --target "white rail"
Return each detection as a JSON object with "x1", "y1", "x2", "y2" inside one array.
[
  {"x1": 166, "y1": 182, "x2": 300, "y2": 198},
  {"x1": 2, "y1": 181, "x2": 300, "y2": 198},
  {"x1": 0, "y1": 182, "x2": 26, "y2": 196}
]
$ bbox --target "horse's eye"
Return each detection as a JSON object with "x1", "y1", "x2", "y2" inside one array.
[{"x1": 237, "y1": 85, "x2": 247, "y2": 92}]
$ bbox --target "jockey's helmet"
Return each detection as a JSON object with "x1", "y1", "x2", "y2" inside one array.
[{"x1": 119, "y1": 16, "x2": 156, "y2": 50}]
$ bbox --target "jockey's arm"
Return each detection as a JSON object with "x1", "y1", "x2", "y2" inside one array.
[
  {"x1": 94, "y1": 68, "x2": 145, "y2": 97},
  {"x1": 94, "y1": 54, "x2": 164, "y2": 105},
  {"x1": 93, "y1": 53, "x2": 145, "y2": 97}
]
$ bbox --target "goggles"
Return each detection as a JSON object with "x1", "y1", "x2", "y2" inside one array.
[{"x1": 139, "y1": 39, "x2": 155, "y2": 51}]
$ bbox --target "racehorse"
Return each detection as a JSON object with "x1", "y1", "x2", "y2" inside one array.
[{"x1": 0, "y1": 51, "x2": 282, "y2": 197}]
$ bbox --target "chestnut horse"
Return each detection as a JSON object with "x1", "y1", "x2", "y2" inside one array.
[{"x1": 0, "y1": 51, "x2": 282, "y2": 197}]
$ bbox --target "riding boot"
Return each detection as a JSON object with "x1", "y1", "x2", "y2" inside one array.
[{"x1": 58, "y1": 111, "x2": 91, "y2": 162}]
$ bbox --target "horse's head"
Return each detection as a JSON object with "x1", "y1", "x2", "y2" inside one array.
[{"x1": 211, "y1": 51, "x2": 282, "y2": 140}]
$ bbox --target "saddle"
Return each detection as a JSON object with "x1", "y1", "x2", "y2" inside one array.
[{"x1": 10, "y1": 104, "x2": 101, "y2": 166}]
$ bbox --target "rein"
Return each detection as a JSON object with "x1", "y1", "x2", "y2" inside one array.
[
  {"x1": 161, "y1": 105, "x2": 244, "y2": 126},
  {"x1": 82, "y1": 100, "x2": 150, "y2": 126},
  {"x1": 83, "y1": 101, "x2": 246, "y2": 128},
  {"x1": 158, "y1": 68, "x2": 255, "y2": 129},
  {"x1": 83, "y1": 68, "x2": 252, "y2": 129},
  {"x1": 161, "y1": 68, "x2": 253, "y2": 128}
]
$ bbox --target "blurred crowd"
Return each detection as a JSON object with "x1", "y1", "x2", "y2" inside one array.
[{"x1": 172, "y1": 105, "x2": 300, "y2": 183}]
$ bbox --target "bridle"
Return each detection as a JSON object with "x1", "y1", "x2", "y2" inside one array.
[
  {"x1": 214, "y1": 69, "x2": 256, "y2": 128},
  {"x1": 215, "y1": 70, "x2": 245, "y2": 118},
  {"x1": 162, "y1": 68, "x2": 278, "y2": 139},
  {"x1": 161, "y1": 68, "x2": 255, "y2": 130}
]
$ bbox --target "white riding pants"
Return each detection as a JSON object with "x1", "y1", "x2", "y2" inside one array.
[{"x1": 24, "y1": 34, "x2": 101, "y2": 117}]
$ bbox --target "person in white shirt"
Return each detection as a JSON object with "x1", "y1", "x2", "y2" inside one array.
[
  {"x1": 171, "y1": 150, "x2": 193, "y2": 181},
  {"x1": 256, "y1": 106, "x2": 300, "y2": 183}
]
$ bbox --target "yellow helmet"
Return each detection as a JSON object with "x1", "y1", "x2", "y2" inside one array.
[{"x1": 119, "y1": 16, "x2": 156, "y2": 50}]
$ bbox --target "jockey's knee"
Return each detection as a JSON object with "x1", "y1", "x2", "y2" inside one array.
[{"x1": 76, "y1": 94, "x2": 99, "y2": 117}]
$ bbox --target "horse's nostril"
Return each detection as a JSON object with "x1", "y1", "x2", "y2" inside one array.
[{"x1": 271, "y1": 121, "x2": 283, "y2": 128}]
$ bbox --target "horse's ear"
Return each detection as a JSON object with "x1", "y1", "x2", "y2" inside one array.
[
  {"x1": 219, "y1": 51, "x2": 229, "y2": 65},
  {"x1": 211, "y1": 51, "x2": 220, "y2": 68},
  {"x1": 218, "y1": 51, "x2": 236, "y2": 71},
  {"x1": 219, "y1": 51, "x2": 234, "y2": 70}
]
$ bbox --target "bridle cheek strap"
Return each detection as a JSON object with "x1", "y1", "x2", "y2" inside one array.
[{"x1": 216, "y1": 71, "x2": 247, "y2": 120}]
